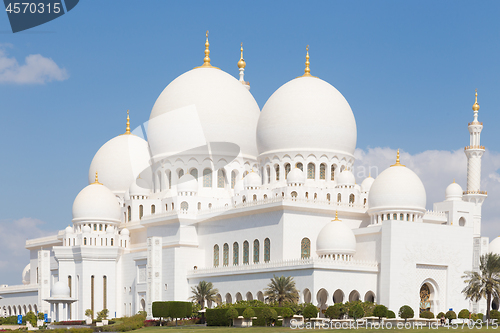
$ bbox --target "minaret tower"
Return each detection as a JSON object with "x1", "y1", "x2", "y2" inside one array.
[
  {"x1": 463, "y1": 90, "x2": 487, "y2": 205},
  {"x1": 238, "y1": 43, "x2": 250, "y2": 90}
]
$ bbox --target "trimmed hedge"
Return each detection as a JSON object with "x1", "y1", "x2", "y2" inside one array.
[
  {"x1": 207, "y1": 307, "x2": 287, "y2": 326},
  {"x1": 152, "y1": 301, "x2": 192, "y2": 320}
]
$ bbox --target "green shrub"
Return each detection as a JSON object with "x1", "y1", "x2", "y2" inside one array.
[
  {"x1": 226, "y1": 307, "x2": 239, "y2": 326},
  {"x1": 37, "y1": 312, "x2": 45, "y2": 321},
  {"x1": 325, "y1": 303, "x2": 347, "y2": 319},
  {"x1": 373, "y1": 305, "x2": 388, "y2": 320},
  {"x1": 387, "y1": 310, "x2": 396, "y2": 319},
  {"x1": 206, "y1": 308, "x2": 231, "y2": 326},
  {"x1": 151, "y1": 301, "x2": 192, "y2": 326},
  {"x1": 490, "y1": 310, "x2": 500, "y2": 320},
  {"x1": 445, "y1": 310, "x2": 457, "y2": 320},
  {"x1": 303, "y1": 304, "x2": 318, "y2": 319},
  {"x1": 69, "y1": 328, "x2": 93, "y2": 333},
  {"x1": 399, "y1": 305, "x2": 414, "y2": 322},
  {"x1": 97, "y1": 308, "x2": 109, "y2": 321},
  {"x1": 2, "y1": 316, "x2": 18, "y2": 325},
  {"x1": 261, "y1": 308, "x2": 277, "y2": 327},
  {"x1": 242, "y1": 308, "x2": 255, "y2": 319},
  {"x1": 23, "y1": 311, "x2": 37, "y2": 326},
  {"x1": 437, "y1": 312, "x2": 445, "y2": 319},
  {"x1": 101, "y1": 313, "x2": 146, "y2": 332},
  {"x1": 280, "y1": 307, "x2": 293, "y2": 318},
  {"x1": 458, "y1": 309, "x2": 470, "y2": 319},
  {"x1": 349, "y1": 304, "x2": 364, "y2": 320},
  {"x1": 471, "y1": 313, "x2": 483, "y2": 321},
  {"x1": 420, "y1": 311, "x2": 434, "y2": 319},
  {"x1": 152, "y1": 302, "x2": 168, "y2": 321}
]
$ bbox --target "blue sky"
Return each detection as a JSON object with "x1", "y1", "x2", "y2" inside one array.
[{"x1": 0, "y1": 1, "x2": 500, "y2": 284}]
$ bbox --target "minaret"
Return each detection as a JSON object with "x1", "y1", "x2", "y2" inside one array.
[
  {"x1": 238, "y1": 43, "x2": 250, "y2": 90},
  {"x1": 463, "y1": 90, "x2": 487, "y2": 204}
]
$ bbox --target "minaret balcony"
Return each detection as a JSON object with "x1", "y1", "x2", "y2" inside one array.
[{"x1": 464, "y1": 145, "x2": 485, "y2": 151}]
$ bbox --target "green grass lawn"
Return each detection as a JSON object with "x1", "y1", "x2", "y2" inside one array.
[{"x1": 134, "y1": 326, "x2": 500, "y2": 333}]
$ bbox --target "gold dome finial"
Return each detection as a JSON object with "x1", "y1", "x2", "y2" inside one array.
[
  {"x1": 333, "y1": 210, "x2": 341, "y2": 221},
  {"x1": 391, "y1": 149, "x2": 406, "y2": 167},
  {"x1": 453, "y1": 178, "x2": 456, "y2": 183},
  {"x1": 194, "y1": 31, "x2": 219, "y2": 69},
  {"x1": 93, "y1": 171, "x2": 102, "y2": 185},
  {"x1": 238, "y1": 42, "x2": 246, "y2": 69},
  {"x1": 303, "y1": 45, "x2": 311, "y2": 77},
  {"x1": 125, "y1": 110, "x2": 131, "y2": 135},
  {"x1": 472, "y1": 89, "x2": 480, "y2": 112}
]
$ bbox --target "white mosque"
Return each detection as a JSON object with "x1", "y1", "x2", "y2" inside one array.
[{"x1": 0, "y1": 34, "x2": 493, "y2": 321}]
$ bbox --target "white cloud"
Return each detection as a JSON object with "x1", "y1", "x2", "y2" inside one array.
[
  {"x1": 0, "y1": 218, "x2": 57, "y2": 285},
  {"x1": 0, "y1": 48, "x2": 68, "y2": 84},
  {"x1": 354, "y1": 147, "x2": 500, "y2": 241}
]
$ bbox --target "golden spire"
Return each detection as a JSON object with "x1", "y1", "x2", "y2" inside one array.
[
  {"x1": 472, "y1": 89, "x2": 480, "y2": 112},
  {"x1": 194, "y1": 31, "x2": 219, "y2": 69},
  {"x1": 238, "y1": 43, "x2": 246, "y2": 69},
  {"x1": 333, "y1": 210, "x2": 341, "y2": 221},
  {"x1": 124, "y1": 110, "x2": 131, "y2": 135},
  {"x1": 391, "y1": 149, "x2": 406, "y2": 167},
  {"x1": 93, "y1": 171, "x2": 102, "y2": 185},
  {"x1": 453, "y1": 178, "x2": 456, "y2": 183},
  {"x1": 303, "y1": 45, "x2": 311, "y2": 77}
]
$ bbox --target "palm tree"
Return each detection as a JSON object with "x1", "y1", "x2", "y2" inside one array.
[
  {"x1": 264, "y1": 275, "x2": 299, "y2": 307},
  {"x1": 462, "y1": 253, "x2": 500, "y2": 320},
  {"x1": 190, "y1": 280, "x2": 219, "y2": 310}
]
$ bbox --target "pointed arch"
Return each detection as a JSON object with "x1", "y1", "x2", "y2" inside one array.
[{"x1": 301, "y1": 238, "x2": 311, "y2": 258}]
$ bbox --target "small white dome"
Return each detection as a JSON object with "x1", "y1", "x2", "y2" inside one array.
[
  {"x1": 257, "y1": 77, "x2": 357, "y2": 157},
  {"x1": 72, "y1": 183, "x2": 121, "y2": 224},
  {"x1": 82, "y1": 225, "x2": 91, "y2": 233},
  {"x1": 106, "y1": 225, "x2": 115, "y2": 234},
  {"x1": 177, "y1": 174, "x2": 198, "y2": 193},
  {"x1": 360, "y1": 176, "x2": 375, "y2": 192},
  {"x1": 148, "y1": 68, "x2": 260, "y2": 160},
  {"x1": 51, "y1": 281, "x2": 70, "y2": 298},
  {"x1": 316, "y1": 216, "x2": 356, "y2": 256},
  {"x1": 22, "y1": 264, "x2": 30, "y2": 285},
  {"x1": 490, "y1": 237, "x2": 500, "y2": 256},
  {"x1": 368, "y1": 165, "x2": 426, "y2": 212},
  {"x1": 244, "y1": 172, "x2": 261, "y2": 188},
  {"x1": 121, "y1": 228, "x2": 130, "y2": 236},
  {"x1": 287, "y1": 168, "x2": 305, "y2": 185},
  {"x1": 337, "y1": 170, "x2": 355, "y2": 186},
  {"x1": 445, "y1": 181, "x2": 463, "y2": 201},
  {"x1": 65, "y1": 226, "x2": 74, "y2": 234},
  {"x1": 129, "y1": 176, "x2": 150, "y2": 197},
  {"x1": 89, "y1": 134, "x2": 151, "y2": 194}
]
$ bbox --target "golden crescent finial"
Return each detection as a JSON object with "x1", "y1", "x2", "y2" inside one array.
[
  {"x1": 391, "y1": 149, "x2": 406, "y2": 167},
  {"x1": 93, "y1": 171, "x2": 102, "y2": 185},
  {"x1": 333, "y1": 210, "x2": 341, "y2": 221},
  {"x1": 194, "y1": 30, "x2": 219, "y2": 69},
  {"x1": 238, "y1": 42, "x2": 246, "y2": 69},
  {"x1": 125, "y1": 110, "x2": 131, "y2": 135},
  {"x1": 473, "y1": 89, "x2": 480, "y2": 112},
  {"x1": 299, "y1": 45, "x2": 317, "y2": 78}
]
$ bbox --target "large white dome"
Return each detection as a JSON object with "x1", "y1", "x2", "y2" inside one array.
[
  {"x1": 257, "y1": 76, "x2": 357, "y2": 156},
  {"x1": 368, "y1": 164, "x2": 426, "y2": 212},
  {"x1": 490, "y1": 237, "x2": 500, "y2": 256},
  {"x1": 148, "y1": 68, "x2": 260, "y2": 160},
  {"x1": 72, "y1": 182, "x2": 121, "y2": 224},
  {"x1": 51, "y1": 281, "x2": 70, "y2": 298},
  {"x1": 316, "y1": 216, "x2": 356, "y2": 256},
  {"x1": 89, "y1": 134, "x2": 151, "y2": 194},
  {"x1": 361, "y1": 176, "x2": 375, "y2": 192}
]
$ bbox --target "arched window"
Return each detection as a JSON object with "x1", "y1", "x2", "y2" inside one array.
[
  {"x1": 266, "y1": 166, "x2": 271, "y2": 183},
  {"x1": 151, "y1": 205, "x2": 156, "y2": 214},
  {"x1": 139, "y1": 205, "x2": 143, "y2": 219},
  {"x1": 243, "y1": 241, "x2": 249, "y2": 264},
  {"x1": 242, "y1": 196, "x2": 246, "y2": 203},
  {"x1": 94, "y1": 224, "x2": 97, "y2": 231},
  {"x1": 331, "y1": 165, "x2": 336, "y2": 181},
  {"x1": 91, "y1": 275, "x2": 95, "y2": 318},
  {"x1": 233, "y1": 242, "x2": 239, "y2": 265},
  {"x1": 198, "y1": 202, "x2": 201, "y2": 210},
  {"x1": 253, "y1": 239, "x2": 260, "y2": 263},
  {"x1": 127, "y1": 206, "x2": 131, "y2": 222},
  {"x1": 364, "y1": 198, "x2": 367, "y2": 205},
  {"x1": 217, "y1": 169, "x2": 225, "y2": 188},
  {"x1": 190, "y1": 168, "x2": 198, "y2": 179},
  {"x1": 285, "y1": 163, "x2": 291, "y2": 179},
  {"x1": 320, "y1": 163, "x2": 326, "y2": 180},
  {"x1": 387, "y1": 214, "x2": 390, "y2": 220},
  {"x1": 400, "y1": 214, "x2": 404, "y2": 221},
  {"x1": 180, "y1": 201, "x2": 188, "y2": 210},
  {"x1": 178, "y1": 169, "x2": 184, "y2": 178},
  {"x1": 327, "y1": 193, "x2": 331, "y2": 201},
  {"x1": 103, "y1": 275, "x2": 107, "y2": 309},
  {"x1": 264, "y1": 194, "x2": 268, "y2": 199},
  {"x1": 291, "y1": 191, "x2": 297, "y2": 198},
  {"x1": 301, "y1": 238, "x2": 311, "y2": 259},
  {"x1": 296, "y1": 162, "x2": 303, "y2": 171},
  {"x1": 172, "y1": 202, "x2": 174, "y2": 210},
  {"x1": 231, "y1": 170, "x2": 236, "y2": 189},
  {"x1": 99, "y1": 224, "x2": 103, "y2": 231},
  {"x1": 349, "y1": 194, "x2": 355, "y2": 204},
  {"x1": 393, "y1": 213, "x2": 397, "y2": 220},
  {"x1": 111, "y1": 238, "x2": 114, "y2": 246},
  {"x1": 307, "y1": 163, "x2": 315, "y2": 179},
  {"x1": 305, "y1": 192, "x2": 309, "y2": 199},
  {"x1": 167, "y1": 171, "x2": 171, "y2": 189},
  {"x1": 275, "y1": 165, "x2": 280, "y2": 181},
  {"x1": 213, "y1": 245, "x2": 219, "y2": 267},
  {"x1": 223, "y1": 243, "x2": 229, "y2": 266},
  {"x1": 253, "y1": 194, "x2": 257, "y2": 201},
  {"x1": 84, "y1": 237, "x2": 87, "y2": 245},
  {"x1": 264, "y1": 238, "x2": 270, "y2": 262},
  {"x1": 203, "y1": 169, "x2": 212, "y2": 188},
  {"x1": 337, "y1": 193, "x2": 341, "y2": 202}
]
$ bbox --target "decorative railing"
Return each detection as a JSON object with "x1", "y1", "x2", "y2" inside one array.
[
  {"x1": 424, "y1": 210, "x2": 446, "y2": 218},
  {"x1": 189, "y1": 257, "x2": 378, "y2": 275},
  {"x1": 468, "y1": 122, "x2": 483, "y2": 126},
  {"x1": 464, "y1": 146, "x2": 485, "y2": 150},
  {"x1": 463, "y1": 190, "x2": 487, "y2": 195}
]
